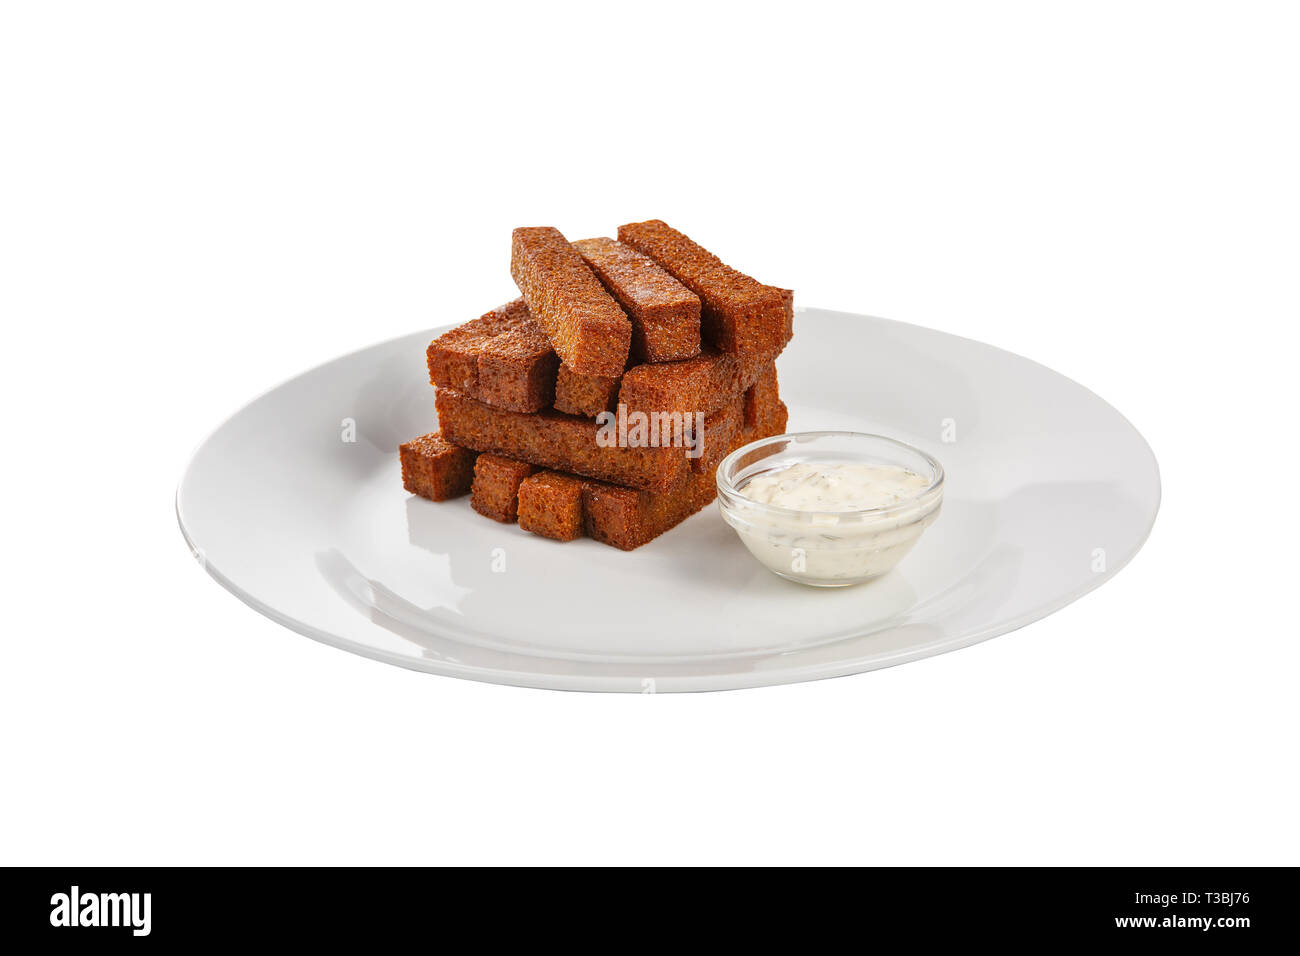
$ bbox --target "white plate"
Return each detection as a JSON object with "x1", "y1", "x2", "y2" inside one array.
[{"x1": 176, "y1": 309, "x2": 1160, "y2": 692}]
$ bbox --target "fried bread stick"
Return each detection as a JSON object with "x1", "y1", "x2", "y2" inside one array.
[
  {"x1": 425, "y1": 299, "x2": 558, "y2": 413},
  {"x1": 510, "y1": 226, "x2": 631, "y2": 377},
  {"x1": 434, "y1": 388, "x2": 692, "y2": 492},
  {"x1": 617, "y1": 219, "x2": 792, "y2": 358},
  {"x1": 572, "y1": 236, "x2": 701, "y2": 363}
]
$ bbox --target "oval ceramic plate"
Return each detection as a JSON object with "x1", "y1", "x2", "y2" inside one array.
[{"x1": 177, "y1": 309, "x2": 1160, "y2": 692}]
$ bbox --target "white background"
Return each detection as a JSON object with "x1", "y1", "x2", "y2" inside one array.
[{"x1": 2, "y1": 1, "x2": 1296, "y2": 865}]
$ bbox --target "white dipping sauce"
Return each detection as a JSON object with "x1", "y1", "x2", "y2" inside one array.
[
  {"x1": 728, "y1": 461, "x2": 941, "y2": 586},
  {"x1": 741, "y1": 462, "x2": 931, "y2": 512}
]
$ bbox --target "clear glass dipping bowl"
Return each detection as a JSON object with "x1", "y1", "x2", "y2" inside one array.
[{"x1": 716, "y1": 431, "x2": 945, "y2": 587}]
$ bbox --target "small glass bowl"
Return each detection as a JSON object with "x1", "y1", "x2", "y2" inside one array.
[{"x1": 716, "y1": 431, "x2": 945, "y2": 587}]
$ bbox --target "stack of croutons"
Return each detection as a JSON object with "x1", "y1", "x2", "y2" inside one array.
[{"x1": 400, "y1": 220, "x2": 792, "y2": 549}]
